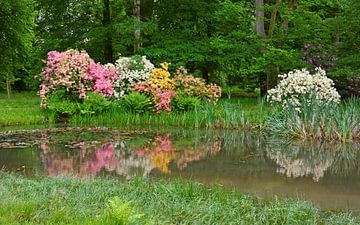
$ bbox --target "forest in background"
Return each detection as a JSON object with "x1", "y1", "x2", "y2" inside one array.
[{"x1": 1, "y1": 0, "x2": 359, "y2": 96}]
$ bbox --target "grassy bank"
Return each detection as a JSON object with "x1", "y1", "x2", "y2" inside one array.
[
  {"x1": 0, "y1": 92, "x2": 48, "y2": 127},
  {"x1": 0, "y1": 173, "x2": 357, "y2": 224},
  {"x1": 1, "y1": 92, "x2": 359, "y2": 142},
  {"x1": 70, "y1": 98, "x2": 268, "y2": 129}
]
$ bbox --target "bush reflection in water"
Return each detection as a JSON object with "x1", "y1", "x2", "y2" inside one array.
[
  {"x1": 38, "y1": 131, "x2": 222, "y2": 178},
  {"x1": 266, "y1": 139, "x2": 360, "y2": 182},
  {"x1": 38, "y1": 130, "x2": 360, "y2": 182}
]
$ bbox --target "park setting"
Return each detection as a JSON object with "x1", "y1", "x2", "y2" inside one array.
[{"x1": 1, "y1": 0, "x2": 360, "y2": 224}]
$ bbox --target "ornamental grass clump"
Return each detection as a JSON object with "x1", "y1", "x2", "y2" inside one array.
[
  {"x1": 267, "y1": 67, "x2": 340, "y2": 111},
  {"x1": 38, "y1": 49, "x2": 119, "y2": 108},
  {"x1": 112, "y1": 55, "x2": 154, "y2": 98}
]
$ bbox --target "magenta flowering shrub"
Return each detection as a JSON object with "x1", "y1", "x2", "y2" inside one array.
[{"x1": 38, "y1": 49, "x2": 119, "y2": 108}]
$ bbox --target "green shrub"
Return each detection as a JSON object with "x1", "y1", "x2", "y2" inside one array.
[
  {"x1": 46, "y1": 90, "x2": 79, "y2": 117},
  {"x1": 121, "y1": 92, "x2": 153, "y2": 114},
  {"x1": 173, "y1": 94, "x2": 201, "y2": 112},
  {"x1": 79, "y1": 92, "x2": 111, "y2": 115}
]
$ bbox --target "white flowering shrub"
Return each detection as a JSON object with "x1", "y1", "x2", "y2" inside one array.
[
  {"x1": 267, "y1": 67, "x2": 341, "y2": 110},
  {"x1": 112, "y1": 55, "x2": 155, "y2": 98}
]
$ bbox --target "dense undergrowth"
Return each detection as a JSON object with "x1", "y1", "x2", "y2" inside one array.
[{"x1": 0, "y1": 172, "x2": 358, "y2": 225}]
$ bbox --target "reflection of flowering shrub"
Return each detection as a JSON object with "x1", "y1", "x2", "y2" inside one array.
[
  {"x1": 134, "y1": 133, "x2": 222, "y2": 173},
  {"x1": 134, "y1": 63, "x2": 176, "y2": 113},
  {"x1": 266, "y1": 140, "x2": 360, "y2": 182},
  {"x1": 267, "y1": 149, "x2": 333, "y2": 182},
  {"x1": 267, "y1": 68, "x2": 340, "y2": 110},
  {"x1": 112, "y1": 55, "x2": 154, "y2": 98},
  {"x1": 38, "y1": 50, "x2": 119, "y2": 108},
  {"x1": 174, "y1": 67, "x2": 221, "y2": 102}
]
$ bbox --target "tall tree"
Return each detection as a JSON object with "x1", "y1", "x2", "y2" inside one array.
[
  {"x1": 0, "y1": 0, "x2": 35, "y2": 98},
  {"x1": 103, "y1": 0, "x2": 113, "y2": 62},
  {"x1": 133, "y1": 0, "x2": 141, "y2": 53},
  {"x1": 255, "y1": 0, "x2": 265, "y2": 37}
]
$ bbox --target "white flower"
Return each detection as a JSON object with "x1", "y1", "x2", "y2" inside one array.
[
  {"x1": 111, "y1": 55, "x2": 155, "y2": 99},
  {"x1": 267, "y1": 67, "x2": 341, "y2": 110}
]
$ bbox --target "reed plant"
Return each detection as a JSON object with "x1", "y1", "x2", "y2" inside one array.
[{"x1": 266, "y1": 96, "x2": 360, "y2": 142}]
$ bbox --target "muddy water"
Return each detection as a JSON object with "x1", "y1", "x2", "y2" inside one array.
[{"x1": 1, "y1": 127, "x2": 360, "y2": 213}]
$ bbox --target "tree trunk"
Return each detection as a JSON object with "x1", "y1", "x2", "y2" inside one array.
[
  {"x1": 103, "y1": 0, "x2": 113, "y2": 62},
  {"x1": 268, "y1": 0, "x2": 282, "y2": 39},
  {"x1": 6, "y1": 79, "x2": 11, "y2": 99},
  {"x1": 255, "y1": 0, "x2": 265, "y2": 37},
  {"x1": 134, "y1": 0, "x2": 141, "y2": 53},
  {"x1": 282, "y1": 0, "x2": 298, "y2": 35}
]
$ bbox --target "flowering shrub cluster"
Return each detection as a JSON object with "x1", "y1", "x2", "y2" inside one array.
[
  {"x1": 174, "y1": 67, "x2": 221, "y2": 102},
  {"x1": 267, "y1": 67, "x2": 341, "y2": 109},
  {"x1": 133, "y1": 62, "x2": 176, "y2": 113},
  {"x1": 38, "y1": 50, "x2": 222, "y2": 115},
  {"x1": 38, "y1": 49, "x2": 119, "y2": 108},
  {"x1": 112, "y1": 55, "x2": 154, "y2": 98}
]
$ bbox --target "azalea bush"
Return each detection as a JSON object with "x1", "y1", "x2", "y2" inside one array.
[
  {"x1": 38, "y1": 49, "x2": 119, "y2": 108},
  {"x1": 112, "y1": 55, "x2": 154, "y2": 98},
  {"x1": 173, "y1": 67, "x2": 221, "y2": 102},
  {"x1": 133, "y1": 62, "x2": 176, "y2": 113},
  {"x1": 267, "y1": 67, "x2": 341, "y2": 111}
]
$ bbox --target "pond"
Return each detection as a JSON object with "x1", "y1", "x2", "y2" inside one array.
[{"x1": 1, "y1": 127, "x2": 360, "y2": 213}]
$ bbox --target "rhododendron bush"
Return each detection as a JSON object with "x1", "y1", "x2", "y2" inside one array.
[
  {"x1": 38, "y1": 49, "x2": 119, "y2": 108},
  {"x1": 267, "y1": 68, "x2": 341, "y2": 110}
]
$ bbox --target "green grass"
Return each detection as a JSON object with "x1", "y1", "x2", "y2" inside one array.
[
  {"x1": 70, "y1": 98, "x2": 270, "y2": 129},
  {"x1": 1, "y1": 92, "x2": 359, "y2": 142},
  {"x1": 0, "y1": 172, "x2": 357, "y2": 224},
  {"x1": 0, "y1": 92, "x2": 49, "y2": 127},
  {"x1": 266, "y1": 97, "x2": 360, "y2": 142}
]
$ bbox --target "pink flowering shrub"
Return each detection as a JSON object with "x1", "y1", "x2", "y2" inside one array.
[
  {"x1": 174, "y1": 67, "x2": 221, "y2": 102},
  {"x1": 38, "y1": 49, "x2": 119, "y2": 108}
]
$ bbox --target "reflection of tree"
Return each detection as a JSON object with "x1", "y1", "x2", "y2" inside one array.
[{"x1": 266, "y1": 140, "x2": 360, "y2": 182}]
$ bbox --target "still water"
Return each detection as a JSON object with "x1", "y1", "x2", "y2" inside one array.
[{"x1": 1, "y1": 127, "x2": 360, "y2": 213}]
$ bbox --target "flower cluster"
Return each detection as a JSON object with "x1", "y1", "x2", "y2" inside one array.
[
  {"x1": 112, "y1": 55, "x2": 154, "y2": 98},
  {"x1": 302, "y1": 44, "x2": 336, "y2": 71},
  {"x1": 267, "y1": 67, "x2": 341, "y2": 110},
  {"x1": 174, "y1": 67, "x2": 221, "y2": 102},
  {"x1": 134, "y1": 63, "x2": 176, "y2": 113},
  {"x1": 38, "y1": 50, "x2": 119, "y2": 108}
]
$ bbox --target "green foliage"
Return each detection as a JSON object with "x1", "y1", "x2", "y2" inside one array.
[
  {"x1": 0, "y1": 173, "x2": 358, "y2": 224},
  {"x1": 79, "y1": 92, "x2": 111, "y2": 115},
  {"x1": 46, "y1": 91, "x2": 79, "y2": 117},
  {"x1": 0, "y1": 0, "x2": 35, "y2": 89},
  {"x1": 107, "y1": 197, "x2": 144, "y2": 225},
  {"x1": 121, "y1": 92, "x2": 153, "y2": 114},
  {"x1": 46, "y1": 91, "x2": 111, "y2": 118},
  {"x1": 173, "y1": 94, "x2": 201, "y2": 112}
]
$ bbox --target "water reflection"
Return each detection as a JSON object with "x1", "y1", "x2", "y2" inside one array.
[
  {"x1": 37, "y1": 131, "x2": 222, "y2": 178},
  {"x1": 266, "y1": 139, "x2": 360, "y2": 182},
  {"x1": 2, "y1": 128, "x2": 360, "y2": 211}
]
